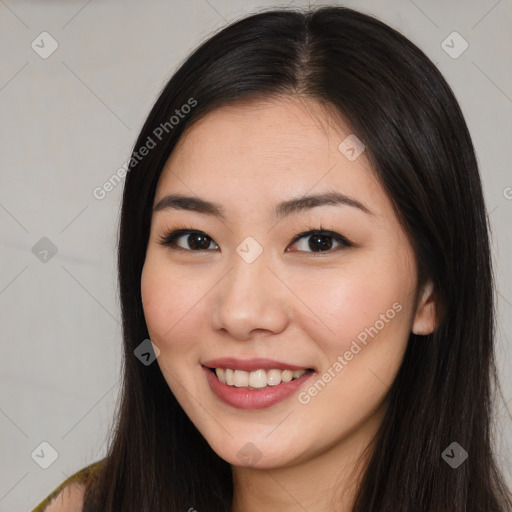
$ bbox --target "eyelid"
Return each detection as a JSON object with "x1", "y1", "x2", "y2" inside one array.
[{"x1": 157, "y1": 225, "x2": 354, "y2": 253}]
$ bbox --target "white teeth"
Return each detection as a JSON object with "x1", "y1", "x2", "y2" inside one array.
[
  {"x1": 214, "y1": 367, "x2": 309, "y2": 388},
  {"x1": 233, "y1": 369, "x2": 249, "y2": 387},
  {"x1": 216, "y1": 368, "x2": 225, "y2": 383},
  {"x1": 281, "y1": 369, "x2": 293, "y2": 382},
  {"x1": 248, "y1": 369, "x2": 267, "y2": 388},
  {"x1": 267, "y1": 369, "x2": 283, "y2": 386}
]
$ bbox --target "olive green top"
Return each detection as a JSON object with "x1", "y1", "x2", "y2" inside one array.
[{"x1": 31, "y1": 460, "x2": 103, "y2": 512}]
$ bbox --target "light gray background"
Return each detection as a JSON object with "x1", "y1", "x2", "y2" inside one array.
[{"x1": 0, "y1": 0, "x2": 511, "y2": 510}]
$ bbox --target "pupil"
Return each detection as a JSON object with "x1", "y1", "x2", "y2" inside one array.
[
  {"x1": 189, "y1": 234, "x2": 210, "y2": 250},
  {"x1": 310, "y1": 234, "x2": 332, "y2": 252}
]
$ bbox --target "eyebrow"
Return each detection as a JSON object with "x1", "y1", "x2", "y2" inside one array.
[{"x1": 153, "y1": 190, "x2": 373, "y2": 221}]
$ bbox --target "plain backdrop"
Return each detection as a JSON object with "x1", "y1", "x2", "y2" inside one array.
[{"x1": 0, "y1": 0, "x2": 511, "y2": 510}]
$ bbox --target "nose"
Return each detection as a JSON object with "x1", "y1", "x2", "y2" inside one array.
[{"x1": 210, "y1": 252, "x2": 290, "y2": 341}]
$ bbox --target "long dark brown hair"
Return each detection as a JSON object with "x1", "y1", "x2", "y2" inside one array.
[{"x1": 83, "y1": 5, "x2": 512, "y2": 511}]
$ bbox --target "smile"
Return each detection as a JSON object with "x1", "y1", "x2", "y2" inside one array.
[
  {"x1": 202, "y1": 365, "x2": 316, "y2": 410},
  {"x1": 214, "y1": 367, "x2": 312, "y2": 389}
]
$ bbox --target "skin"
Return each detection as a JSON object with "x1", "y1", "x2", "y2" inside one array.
[{"x1": 140, "y1": 95, "x2": 437, "y2": 512}]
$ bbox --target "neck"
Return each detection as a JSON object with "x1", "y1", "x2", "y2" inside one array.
[{"x1": 231, "y1": 403, "x2": 385, "y2": 512}]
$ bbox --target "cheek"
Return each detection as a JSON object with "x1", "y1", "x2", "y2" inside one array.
[
  {"x1": 296, "y1": 251, "x2": 415, "y2": 361},
  {"x1": 140, "y1": 258, "x2": 202, "y2": 353},
  {"x1": 291, "y1": 260, "x2": 414, "y2": 427}
]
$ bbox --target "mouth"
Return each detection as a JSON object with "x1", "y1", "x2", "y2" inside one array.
[
  {"x1": 202, "y1": 364, "x2": 316, "y2": 410},
  {"x1": 203, "y1": 366, "x2": 315, "y2": 390}
]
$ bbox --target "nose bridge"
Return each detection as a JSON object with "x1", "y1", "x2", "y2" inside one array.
[
  {"x1": 211, "y1": 243, "x2": 288, "y2": 339},
  {"x1": 228, "y1": 246, "x2": 272, "y2": 300}
]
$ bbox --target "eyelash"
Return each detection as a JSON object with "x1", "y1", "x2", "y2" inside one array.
[{"x1": 157, "y1": 223, "x2": 354, "y2": 254}]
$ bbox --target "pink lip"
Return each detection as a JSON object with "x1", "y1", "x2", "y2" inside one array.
[
  {"x1": 201, "y1": 357, "x2": 313, "y2": 372},
  {"x1": 202, "y1": 366, "x2": 315, "y2": 410}
]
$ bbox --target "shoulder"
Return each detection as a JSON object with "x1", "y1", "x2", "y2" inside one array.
[
  {"x1": 31, "y1": 460, "x2": 104, "y2": 512},
  {"x1": 38, "y1": 482, "x2": 86, "y2": 512}
]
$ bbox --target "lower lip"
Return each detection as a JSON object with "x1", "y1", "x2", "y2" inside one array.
[{"x1": 202, "y1": 366, "x2": 315, "y2": 410}]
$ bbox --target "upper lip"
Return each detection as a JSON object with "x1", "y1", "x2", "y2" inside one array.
[{"x1": 202, "y1": 357, "x2": 314, "y2": 372}]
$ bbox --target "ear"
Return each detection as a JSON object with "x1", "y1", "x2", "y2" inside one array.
[{"x1": 412, "y1": 280, "x2": 437, "y2": 335}]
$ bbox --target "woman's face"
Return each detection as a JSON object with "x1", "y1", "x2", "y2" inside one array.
[{"x1": 140, "y1": 96, "x2": 435, "y2": 470}]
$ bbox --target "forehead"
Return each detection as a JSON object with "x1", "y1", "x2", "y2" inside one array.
[
  {"x1": 154, "y1": 96, "x2": 386, "y2": 218},
  {"x1": 167, "y1": 96, "x2": 353, "y2": 169}
]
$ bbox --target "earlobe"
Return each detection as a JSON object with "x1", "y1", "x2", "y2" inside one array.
[{"x1": 412, "y1": 280, "x2": 437, "y2": 335}]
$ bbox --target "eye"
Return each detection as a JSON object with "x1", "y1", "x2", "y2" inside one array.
[
  {"x1": 288, "y1": 229, "x2": 353, "y2": 253},
  {"x1": 157, "y1": 226, "x2": 354, "y2": 254},
  {"x1": 158, "y1": 229, "x2": 219, "y2": 251}
]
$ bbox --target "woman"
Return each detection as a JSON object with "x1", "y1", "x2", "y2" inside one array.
[{"x1": 32, "y1": 5, "x2": 512, "y2": 512}]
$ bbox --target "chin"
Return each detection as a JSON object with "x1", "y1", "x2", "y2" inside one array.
[{"x1": 201, "y1": 429, "x2": 306, "y2": 469}]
